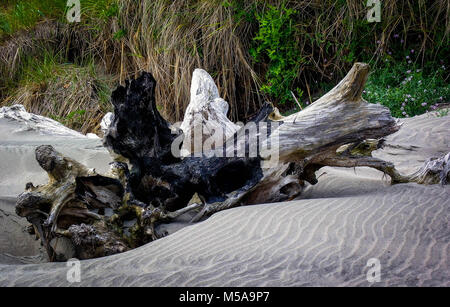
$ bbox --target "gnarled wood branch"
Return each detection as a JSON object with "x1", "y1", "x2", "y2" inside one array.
[{"x1": 16, "y1": 63, "x2": 449, "y2": 261}]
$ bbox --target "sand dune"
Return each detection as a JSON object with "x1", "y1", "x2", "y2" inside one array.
[{"x1": 0, "y1": 109, "x2": 448, "y2": 286}]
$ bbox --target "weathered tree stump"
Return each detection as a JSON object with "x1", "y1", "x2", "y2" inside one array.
[{"x1": 16, "y1": 63, "x2": 449, "y2": 261}]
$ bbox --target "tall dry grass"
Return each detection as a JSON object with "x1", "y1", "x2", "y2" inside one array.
[
  {"x1": 110, "y1": 0, "x2": 449, "y2": 119},
  {"x1": 0, "y1": 20, "x2": 59, "y2": 96},
  {"x1": 1, "y1": 0, "x2": 448, "y2": 131},
  {"x1": 112, "y1": 0, "x2": 262, "y2": 121},
  {"x1": 2, "y1": 55, "x2": 113, "y2": 134}
]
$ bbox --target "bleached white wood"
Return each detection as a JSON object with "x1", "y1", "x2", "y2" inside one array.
[{"x1": 180, "y1": 69, "x2": 239, "y2": 156}]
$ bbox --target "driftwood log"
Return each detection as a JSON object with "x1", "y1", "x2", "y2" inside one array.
[{"x1": 16, "y1": 63, "x2": 450, "y2": 261}]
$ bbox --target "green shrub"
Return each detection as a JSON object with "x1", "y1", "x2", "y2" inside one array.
[
  {"x1": 363, "y1": 60, "x2": 449, "y2": 118},
  {"x1": 250, "y1": 4, "x2": 303, "y2": 107}
]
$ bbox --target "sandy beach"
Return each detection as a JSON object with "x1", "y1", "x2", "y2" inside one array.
[{"x1": 0, "y1": 109, "x2": 448, "y2": 286}]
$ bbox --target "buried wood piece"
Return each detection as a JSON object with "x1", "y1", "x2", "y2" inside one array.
[
  {"x1": 187, "y1": 63, "x2": 449, "y2": 219},
  {"x1": 408, "y1": 152, "x2": 450, "y2": 185},
  {"x1": 101, "y1": 63, "x2": 399, "y2": 220},
  {"x1": 15, "y1": 146, "x2": 202, "y2": 260},
  {"x1": 15, "y1": 145, "x2": 129, "y2": 260},
  {"x1": 16, "y1": 63, "x2": 449, "y2": 261}
]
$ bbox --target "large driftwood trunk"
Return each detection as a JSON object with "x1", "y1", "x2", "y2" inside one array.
[{"x1": 16, "y1": 63, "x2": 450, "y2": 261}]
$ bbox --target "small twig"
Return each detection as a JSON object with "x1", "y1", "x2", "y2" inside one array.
[
  {"x1": 290, "y1": 91, "x2": 302, "y2": 111},
  {"x1": 304, "y1": 75, "x2": 312, "y2": 106},
  {"x1": 290, "y1": 91, "x2": 302, "y2": 124},
  {"x1": 165, "y1": 202, "x2": 203, "y2": 220}
]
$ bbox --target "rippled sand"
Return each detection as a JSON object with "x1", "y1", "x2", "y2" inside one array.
[{"x1": 0, "y1": 111, "x2": 448, "y2": 286}]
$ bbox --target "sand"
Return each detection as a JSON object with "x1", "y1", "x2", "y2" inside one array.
[
  {"x1": 0, "y1": 108, "x2": 111, "y2": 263},
  {"x1": 0, "y1": 108, "x2": 448, "y2": 286}
]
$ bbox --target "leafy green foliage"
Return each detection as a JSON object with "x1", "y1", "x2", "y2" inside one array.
[
  {"x1": 250, "y1": 4, "x2": 303, "y2": 107},
  {"x1": 364, "y1": 61, "x2": 449, "y2": 118}
]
